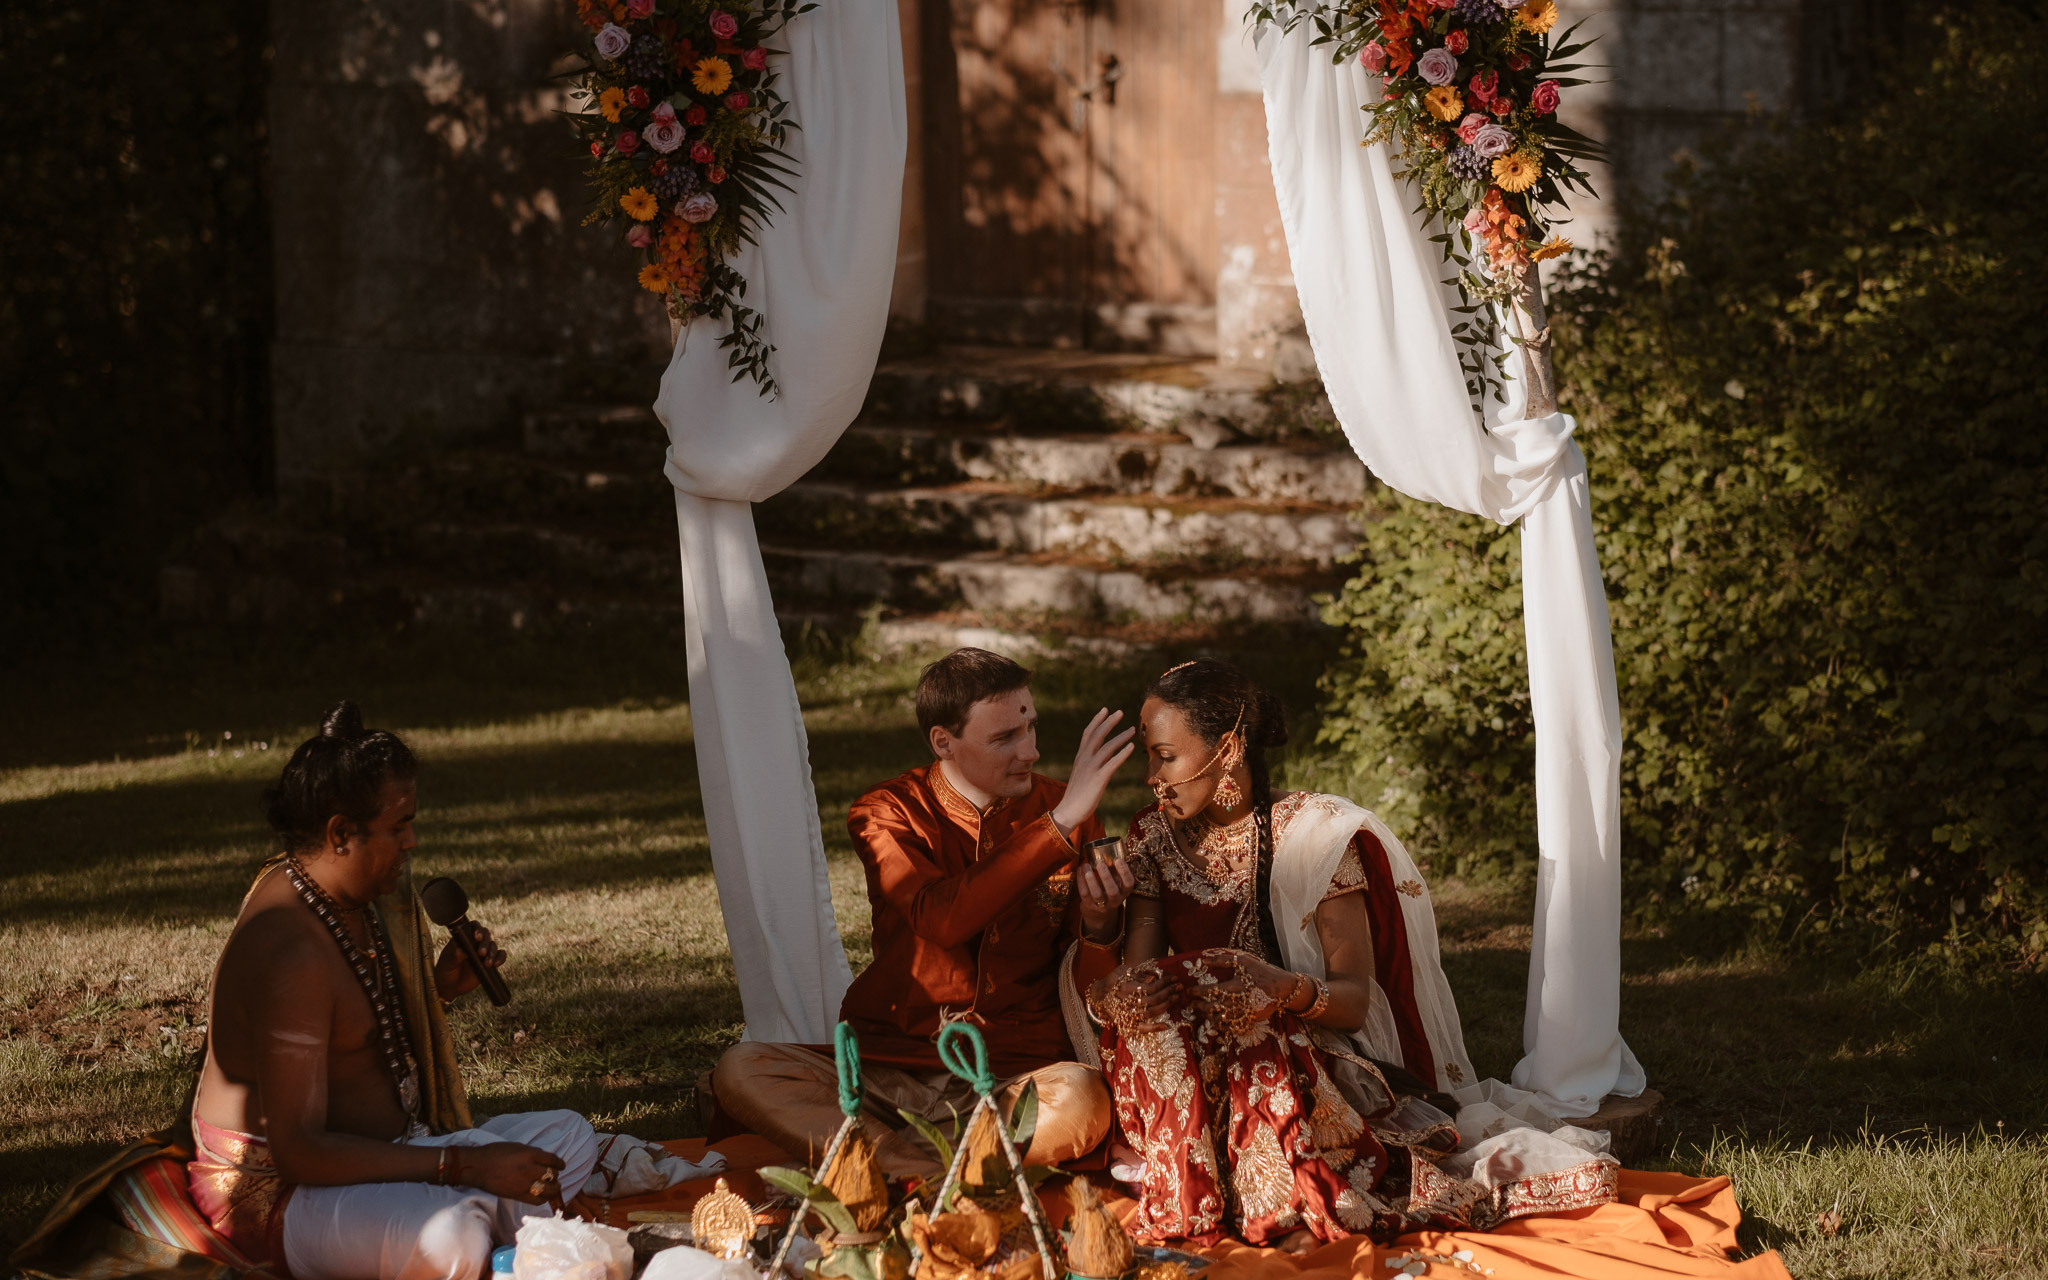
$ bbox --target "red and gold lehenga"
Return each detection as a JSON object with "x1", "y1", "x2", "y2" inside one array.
[{"x1": 1074, "y1": 793, "x2": 1616, "y2": 1247}]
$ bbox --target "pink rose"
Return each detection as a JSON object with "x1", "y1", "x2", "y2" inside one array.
[
  {"x1": 626, "y1": 223, "x2": 653, "y2": 248},
  {"x1": 1462, "y1": 207, "x2": 1488, "y2": 233},
  {"x1": 1468, "y1": 69, "x2": 1498, "y2": 98},
  {"x1": 627, "y1": 85, "x2": 650, "y2": 109},
  {"x1": 680, "y1": 191, "x2": 718, "y2": 223},
  {"x1": 1359, "y1": 42, "x2": 1387, "y2": 72},
  {"x1": 1417, "y1": 47, "x2": 1458, "y2": 86},
  {"x1": 1472, "y1": 121, "x2": 1515, "y2": 158},
  {"x1": 1530, "y1": 79, "x2": 1561, "y2": 113},
  {"x1": 588, "y1": 139, "x2": 604, "y2": 157},
  {"x1": 742, "y1": 46, "x2": 767, "y2": 71},
  {"x1": 1444, "y1": 29, "x2": 1468, "y2": 54},
  {"x1": 723, "y1": 90, "x2": 749, "y2": 110},
  {"x1": 1492, "y1": 98, "x2": 1515, "y2": 118},
  {"x1": 706, "y1": 164, "x2": 725, "y2": 183},
  {"x1": 594, "y1": 22, "x2": 630, "y2": 60},
  {"x1": 708, "y1": 9, "x2": 739, "y2": 39},
  {"x1": 626, "y1": 0, "x2": 655, "y2": 16},
  {"x1": 684, "y1": 104, "x2": 707, "y2": 125},
  {"x1": 651, "y1": 100, "x2": 678, "y2": 125},
  {"x1": 645, "y1": 116, "x2": 684, "y2": 153},
  {"x1": 1455, "y1": 112, "x2": 1488, "y2": 144},
  {"x1": 615, "y1": 129, "x2": 640, "y2": 155},
  {"x1": 1428, "y1": 0, "x2": 1455, "y2": 8},
  {"x1": 690, "y1": 140, "x2": 714, "y2": 163},
  {"x1": 1507, "y1": 52, "x2": 1531, "y2": 71}
]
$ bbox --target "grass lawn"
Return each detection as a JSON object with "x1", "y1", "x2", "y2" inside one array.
[{"x1": 3, "y1": 624, "x2": 2045, "y2": 1278}]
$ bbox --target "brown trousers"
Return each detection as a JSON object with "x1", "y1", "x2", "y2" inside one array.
[{"x1": 708, "y1": 1042, "x2": 1111, "y2": 1181}]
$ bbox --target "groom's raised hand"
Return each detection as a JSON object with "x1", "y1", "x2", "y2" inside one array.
[{"x1": 1051, "y1": 707, "x2": 1136, "y2": 841}]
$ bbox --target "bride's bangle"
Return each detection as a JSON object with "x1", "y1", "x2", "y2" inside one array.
[
  {"x1": 1302, "y1": 978, "x2": 1331, "y2": 1022},
  {"x1": 1280, "y1": 972, "x2": 1310, "y2": 1012}
]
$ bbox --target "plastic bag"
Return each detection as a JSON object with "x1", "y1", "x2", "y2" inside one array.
[
  {"x1": 513, "y1": 1215, "x2": 635, "y2": 1280},
  {"x1": 640, "y1": 1246, "x2": 760, "y2": 1280}
]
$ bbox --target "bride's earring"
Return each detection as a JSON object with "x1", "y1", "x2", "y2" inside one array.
[{"x1": 1212, "y1": 739, "x2": 1245, "y2": 811}]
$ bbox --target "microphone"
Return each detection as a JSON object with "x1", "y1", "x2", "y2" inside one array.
[{"x1": 419, "y1": 877, "x2": 512, "y2": 1006}]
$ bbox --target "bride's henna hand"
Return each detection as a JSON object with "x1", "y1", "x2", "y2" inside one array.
[{"x1": 1090, "y1": 964, "x2": 1174, "y2": 1033}]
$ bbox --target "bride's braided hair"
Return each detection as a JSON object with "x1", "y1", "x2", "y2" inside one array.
[{"x1": 1146, "y1": 660, "x2": 1289, "y2": 961}]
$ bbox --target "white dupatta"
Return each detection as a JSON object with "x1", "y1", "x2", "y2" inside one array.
[{"x1": 1265, "y1": 793, "x2": 1477, "y2": 1095}]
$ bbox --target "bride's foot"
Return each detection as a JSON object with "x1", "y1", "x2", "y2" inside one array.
[{"x1": 1271, "y1": 1228, "x2": 1319, "y2": 1255}]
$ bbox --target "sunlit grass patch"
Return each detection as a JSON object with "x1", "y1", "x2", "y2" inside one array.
[{"x1": 1685, "y1": 1127, "x2": 2048, "y2": 1278}]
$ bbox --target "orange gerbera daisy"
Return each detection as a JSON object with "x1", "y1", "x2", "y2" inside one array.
[
  {"x1": 1529, "y1": 235, "x2": 1573, "y2": 262},
  {"x1": 691, "y1": 56, "x2": 733, "y2": 95},
  {"x1": 620, "y1": 186, "x2": 659, "y2": 221},
  {"x1": 1424, "y1": 86, "x2": 1464, "y2": 122},
  {"x1": 637, "y1": 262, "x2": 672, "y2": 292},
  {"x1": 1492, "y1": 150, "x2": 1542, "y2": 193}
]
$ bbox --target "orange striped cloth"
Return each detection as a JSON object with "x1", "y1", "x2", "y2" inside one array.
[
  {"x1": 592, "y1": 1140, "x2": 1792, "y2": 1280},
  {"x1": 101, "y1": 1150, "x2": 261, "y2": 1270}
]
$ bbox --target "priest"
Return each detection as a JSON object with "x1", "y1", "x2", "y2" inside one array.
[{"x1": 708, "y1": 648, "x2": 1135, "y2": 1177}]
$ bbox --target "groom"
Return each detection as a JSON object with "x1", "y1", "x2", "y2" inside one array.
[{"x1": 708, "y1": 648, "x2": 1135, "y2": 1177}]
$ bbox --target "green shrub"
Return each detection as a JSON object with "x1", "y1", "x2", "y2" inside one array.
[{"x1": 1317, "y1": 5, "x2": 2048, "y2": 957}]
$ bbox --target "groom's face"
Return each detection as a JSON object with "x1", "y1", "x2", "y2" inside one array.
[{"x1": 933, "y1": 687, "x2": 1041, "y2": 800}]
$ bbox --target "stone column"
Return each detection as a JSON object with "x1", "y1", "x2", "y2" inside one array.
[
  {"x1": 1212, "y1": 0, "x2": 1312, "y2": 380},
  {"x1": 269, "y1": 0, "x2": 669, "y2": 501}
]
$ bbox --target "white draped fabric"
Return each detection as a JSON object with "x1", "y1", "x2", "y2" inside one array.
[
  {"x1": 1253, "y1": 22, "x2": 1644, "y2": 1115},
  {"x1": 654, "y1": 0, "x2": 907, "y2": 1044}
]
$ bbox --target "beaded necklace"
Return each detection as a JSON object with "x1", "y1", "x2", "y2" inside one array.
[{"x1": 283, "y1": 856, "x2": 423, "y2": 1125}]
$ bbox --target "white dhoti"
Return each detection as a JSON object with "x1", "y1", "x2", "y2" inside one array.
[{"x1": 282, "y1": 1110, "x2": 601, "y2": 1280}]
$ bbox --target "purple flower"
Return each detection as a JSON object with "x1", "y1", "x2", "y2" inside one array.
[
  {"x1": 1447, "y1": 145, "x2": 1490, "y2": 182},
  {"x1": 1472, "y1": 122, "x2": 1516, "y2": 158},
  {"x1": 680, "y1": 190, "x2": 718, "y2": 223},
  {"x1": 1417, "y1": 48, "x2": 1459, "y2": 87},
  {"x1": 594, "y1": 23, "x2": 630, "y2": 60}
]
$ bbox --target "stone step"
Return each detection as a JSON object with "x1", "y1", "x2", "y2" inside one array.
[
  {"x1": 397, "y1": 448, "x2": 672, "y2": 524},
  {"x1": 760, "y1": 545, "x2": 1331, "y2": 624},
  {"x1": 759, "y1": 482, "x2": 1360, "y2": 568},
  {"x1": 863, "y1": 345, "x2": 1335, "y2": 439},
  {"x1": 523, "y1": 403, "x2": 667, "y2": 460},
  {"x1": 814, "y1": 425, "x2": 1367, "y2": 506}
]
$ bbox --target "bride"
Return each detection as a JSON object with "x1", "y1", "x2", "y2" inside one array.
[{"x1": 1066, "y1": 659, "x2": 1612, "y2": 1249}]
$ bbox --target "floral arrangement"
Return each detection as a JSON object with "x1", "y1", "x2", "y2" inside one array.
[
  {"x1": 568, "y1": 0, "x2": 814, "y2": 394},
  {"x1": 1252, "y1": 0, "x2": 1600, "y2": 405}
]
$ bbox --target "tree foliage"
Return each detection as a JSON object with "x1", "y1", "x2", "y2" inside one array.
[
  {"x1": 0, "y1": 2, "x2": 272, "y2": 640},
  {"x1": 1318, "y1": 4, "x2": 2048, "y2": 958}
]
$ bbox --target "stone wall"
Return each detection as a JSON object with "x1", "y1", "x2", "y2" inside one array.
[{"x1": 270, "y1": 0, "x2": 670, "y2": 499}]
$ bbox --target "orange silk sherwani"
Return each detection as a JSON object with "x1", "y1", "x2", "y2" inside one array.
[{"x1": 840, "y1": 763, "x2": 1105, "y2": 1077}]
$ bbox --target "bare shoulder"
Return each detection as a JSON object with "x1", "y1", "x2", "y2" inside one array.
[{"x1": 218, "y1": 871, "x2": 338, "y2": 1001}]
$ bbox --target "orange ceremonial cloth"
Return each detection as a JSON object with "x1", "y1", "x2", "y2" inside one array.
[
  {"x1": 839, "y1": 763, "x2": 1105, "y2": 1078},
  {"x1": 591, "y1": 1141, "x2": 1792, "y2": 1280}
]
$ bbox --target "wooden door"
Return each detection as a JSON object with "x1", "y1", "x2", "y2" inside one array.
[{"x1": 922, "y1": 0, "x2": 1217, "y2": 351}]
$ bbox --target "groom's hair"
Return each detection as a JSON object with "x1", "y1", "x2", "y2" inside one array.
[{"x1": 916, "y1": 648, "x2": 1032, "y2": 739}]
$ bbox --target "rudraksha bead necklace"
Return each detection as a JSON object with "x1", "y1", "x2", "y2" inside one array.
[{"x1": 284, "y1": 855, "x2": 423, "y2": 1124}]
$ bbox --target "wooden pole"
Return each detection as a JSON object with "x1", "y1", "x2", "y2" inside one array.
[{"x1": 1503, "y1": 264, "x2": 1558, "y2": 418}]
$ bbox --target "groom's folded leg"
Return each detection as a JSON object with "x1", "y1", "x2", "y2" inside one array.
[
  {"x1": 711, "y1": 1044, "x2": 1109, "y2": 1178},
  {"x1": 711, "y1": 1042, "x2": 948, "y2": 1181},
  {"x1": 1001, "y1": 1062, "x2": 1111, "y2": 1166}
]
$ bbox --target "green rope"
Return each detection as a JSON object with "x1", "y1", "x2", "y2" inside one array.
[
  {"x1": 833, "y1": 1021, "x2": 863, "y2": 1117},
  {"x1": 936, "y1": 1021, "x2": 995, "y2": 1096}
]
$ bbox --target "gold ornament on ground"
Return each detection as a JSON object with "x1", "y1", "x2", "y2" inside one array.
[{"x1": 691, "y1": 1177, "x2": 755, "y2": 1260}]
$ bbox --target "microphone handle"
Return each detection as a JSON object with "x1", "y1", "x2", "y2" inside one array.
[{"x1": 451, "y1": 915, "x2": 513, "y2": 1006}]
